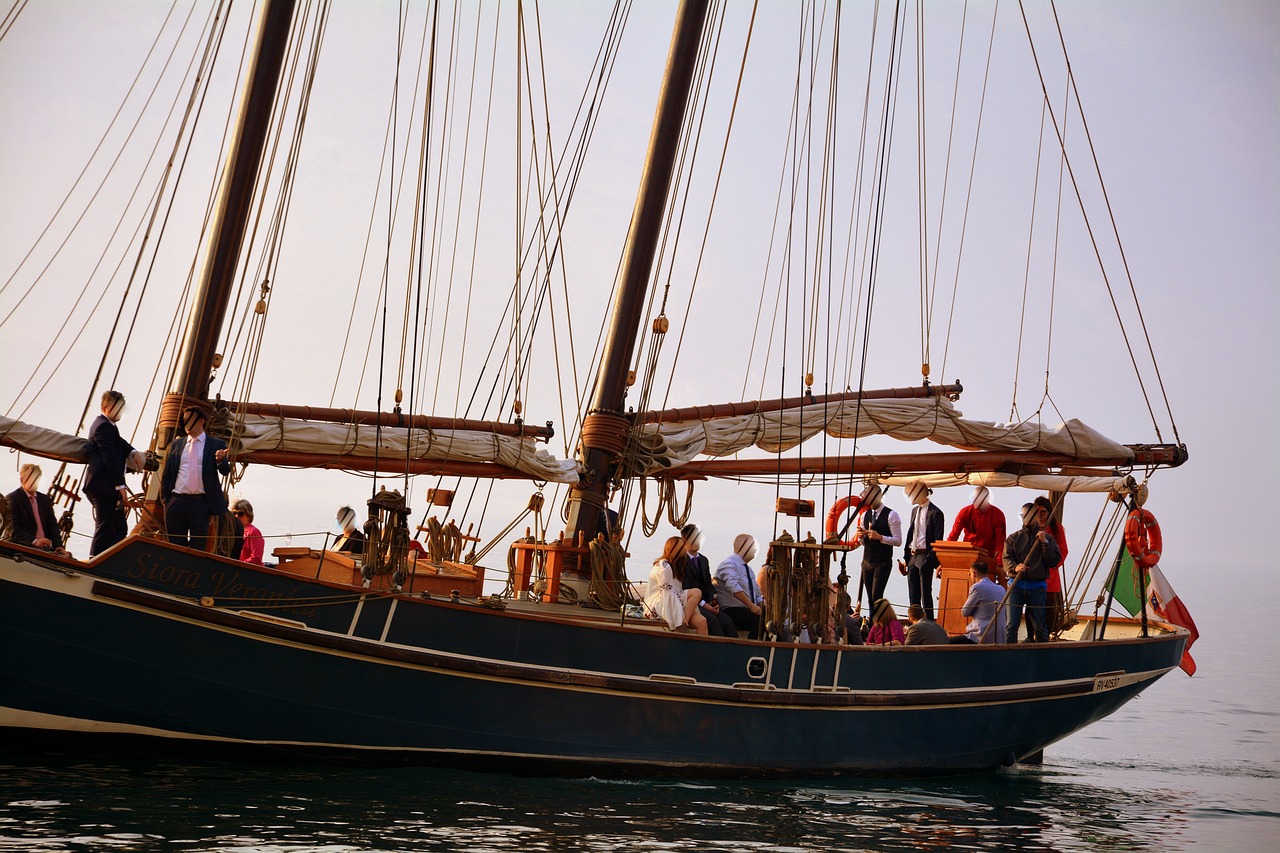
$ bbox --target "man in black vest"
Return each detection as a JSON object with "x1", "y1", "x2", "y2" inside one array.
[
  {"x1": 160, "y1": 405, "x2": 231, "y2": 551},
  {"x1": 903, "y1": 481, "x2": 945, "y2": 621},
  {"x1": 854, "y1": 484, "x2": 901, "y2": 614}
]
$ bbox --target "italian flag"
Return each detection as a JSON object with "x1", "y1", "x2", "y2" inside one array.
[{"x1": 1111, "y1": 547, "x2": 1199, "y2": 675}]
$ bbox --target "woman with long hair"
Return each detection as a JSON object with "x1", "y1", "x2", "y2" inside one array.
[
  {"x1": 644, "y1": 536, "x2": 708, "y2": 634},
  {"x1": 867, "y1": 598, "x2": 905, "y2": 646}
]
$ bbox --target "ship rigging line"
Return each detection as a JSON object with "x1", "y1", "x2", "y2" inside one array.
[
  {"x1": 0, "y1": 0, "x2": 29, "y2": 44},
  {"x1": 4, "y1": 0, "x2": 225, "y2": 429},
  {"x1": 1048, "y1": 0, "x2": 1181, "y2": 444},
  {"x1": 0, "y1": 0, "x2": 184, "y2": 313},
  {"x1": 847, "y1": 0, "x2": 906, "y2": 494},
  {"x1": 936, "y1": 2, "x2": 998, "y2": 384},
  {"x1": 1016, "y1": 0, "x2": 1174, "y2": 444}
]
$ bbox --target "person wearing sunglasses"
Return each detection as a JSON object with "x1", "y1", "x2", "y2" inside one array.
[{"x1": 232, "y1": 498, "x2": 264, "y2": 565}]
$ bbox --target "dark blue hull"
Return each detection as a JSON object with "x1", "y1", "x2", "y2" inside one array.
[{"x1": 0, "y1": 539, "x2": 1187, "y2": 775}]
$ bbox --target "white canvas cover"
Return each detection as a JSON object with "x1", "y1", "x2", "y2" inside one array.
[
  {"x1": 233, "y1": 415, "x2": 582, "y2": 484},
  {"x1": 635, "y1": 396, "x2": 1134, "y2": 474},
  {"x1": 0, "y1": 415, "x2": 89, "y2": 463}
]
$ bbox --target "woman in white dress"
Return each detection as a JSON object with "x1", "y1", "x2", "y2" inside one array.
[{"x1": 644, "y1": 536, "x2": 708, "y2": 634}]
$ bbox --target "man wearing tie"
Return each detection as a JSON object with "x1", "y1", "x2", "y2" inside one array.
[
  {"x1": 161, "y1": 405, "x2": 230, "y2": 551},
  {"x1": 902, "y1": 480, "x2": 945, "y2": 621},
  {"x1": 854, "y1": 484, "x2": 902, "y2": 614},
  {"x1": 7, "y1": 463, "x2": 67, "y2": 554}
]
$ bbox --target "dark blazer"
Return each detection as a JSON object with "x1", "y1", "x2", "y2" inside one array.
[
  {"x1": 337, "y1": 529, "x2": 365, "y2": 553},
  {"x1": 6, "y1": 488, "x2": 63, "y2": 550},
  {"x1": 160, "y1": 433, "x2": 231, "y2": 514},
  {"x1": 84, "y1": 414, "x2": 136, "y2": 496},
  {"x1": 684, "y1": 553, "x2": 717, "y2": 605},
  {"x1": 904, "y1": 503, "x2": 945, "y2": 568}
]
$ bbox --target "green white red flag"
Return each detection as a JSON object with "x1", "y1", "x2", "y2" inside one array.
[{"x1": 1111, "y1": 547, "x2": 1199, "y2": 675}]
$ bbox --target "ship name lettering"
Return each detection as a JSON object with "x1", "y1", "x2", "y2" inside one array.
[{"x1": 128, "y1": 552, "x2": 202, "y2": 590}]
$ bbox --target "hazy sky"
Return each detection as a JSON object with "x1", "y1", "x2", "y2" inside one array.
[{"x1": 1, "y1": 1, "x2": 1277, "y2": 669}]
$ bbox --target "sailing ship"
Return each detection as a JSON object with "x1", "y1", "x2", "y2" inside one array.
[{"x1": 0, "y1": 0, "x2": 1192, "y2": 775}]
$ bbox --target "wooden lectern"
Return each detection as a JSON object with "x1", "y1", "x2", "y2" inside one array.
[{"x1": 933, "y1": 540, "x2": 991, "y2": 637}]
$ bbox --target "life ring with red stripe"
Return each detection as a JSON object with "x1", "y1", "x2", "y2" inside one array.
[
  {"x1": 824, "y1": 495, "x2": 865, "y2": 548},
  {"x1": 1124, "y1": 508, "x2": 1162, "y2": 569}
]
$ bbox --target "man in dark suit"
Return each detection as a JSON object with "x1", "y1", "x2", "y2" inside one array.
[
  {"x1": 160, "y1": 405, "x2": 230, "y2": 551},
  {"x1": 680, "y1": 523, "x2": 735, "y2": 636},
  {"x1": 902, "y1": 481, "x2": 945, "y2": 621},
  {"x1": 8, "y1": 463, "x2": 67, "y2": 553},
  {"x1": 84, "y1": 389, "x2": 143, "y2": 556}
]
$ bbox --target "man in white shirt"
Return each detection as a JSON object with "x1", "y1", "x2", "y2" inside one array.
[{"x1": 160, "y1": 405, "x2": 230, "y2": 551}]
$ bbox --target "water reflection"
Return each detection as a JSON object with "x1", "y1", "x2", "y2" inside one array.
[{"x1": 0, "y1": 751, "x2": 1251, "y2": 852}]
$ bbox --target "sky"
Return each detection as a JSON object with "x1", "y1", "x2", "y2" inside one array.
[{"x1": 1, "y1": 0, "x2": 1277, "y2": 681}]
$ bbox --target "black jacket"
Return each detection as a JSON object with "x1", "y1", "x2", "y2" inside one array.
[
  {"x1": 84, "y1": 414, "x2": 136, "y2": 496},
  {"x1": 684, "y1": 552, "x2": 716, "y2": 605},
  {"x1": 160, "y1": 433, "x2": 231, "y2": 514},
  {"x1": 904, "y1": 503, "x2": 945, "y2": 568},
  {"x1": 1003, "y1": 525, "x2": 1062, "y2": 582},
  {"x1": 6, "y1": 488, "x2": 63, "y2": 549}
]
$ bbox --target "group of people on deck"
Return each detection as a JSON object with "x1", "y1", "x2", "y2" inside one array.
[
  {"x1": 643, "y1": 526, "x2": 766, "y2": 638},
  {"x1": 641, "y1": 481, "x2": 1068, "y2": 646},
  {"x1": 0, "y1": 390, "x2": 365, "y2": 567},
  {"x1": 850, "y1": 482, "x2": 1068, "y2": 645}
]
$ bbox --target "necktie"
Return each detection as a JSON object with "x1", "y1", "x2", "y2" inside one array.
[
  {"x1": 745, "y1": 562, "x2": 757, "y2": 602},
  {"x1": 184, "y1": 438, "x2": 201, "y2": 494},
  {"x1": 30, "y1": 493, "x2": 45, "y2": 540}
]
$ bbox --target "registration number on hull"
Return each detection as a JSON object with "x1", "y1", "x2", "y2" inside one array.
[{"x1": 1091, "y1": 671, "x2": 1127, "y2": 693}]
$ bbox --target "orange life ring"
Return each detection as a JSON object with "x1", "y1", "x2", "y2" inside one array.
[
  {"x1": 825, "y1": 495, "x2": 865, "y2": 548},
  {"x1": 1124, "y1": 508, "x2": 1162, "y2": 569}
]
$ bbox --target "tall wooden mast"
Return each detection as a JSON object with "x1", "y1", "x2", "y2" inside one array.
[
  {"x1": 165, "y1": 0, "x2": 297, "y2": 430},
  {"x1": 563, "y1": 0, "x2": 710, "y2": 547}
]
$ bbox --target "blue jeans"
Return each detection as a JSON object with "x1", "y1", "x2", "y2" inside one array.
[{"x1": 1006, "y1": 583, "x2": 1048, "y2": 643}]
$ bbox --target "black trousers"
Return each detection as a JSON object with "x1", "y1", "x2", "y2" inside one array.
[
  {"x1": 724, "y1": 605, "x2": 761, "y2": 639},
  {"x1": 700, "y1": 604, "x2": 737, "y2": 637},
  {"x1": 860, "y1": 558, "x2": 892, "y2": 612},
  {"x1": 87, "y1": 490, "x2": 128, "y2": 556},
  {"x1": 166, "y1": 494, "x2": 212, "y2": 551},
  {"x1": 906, "y1": 552, "x2": 936, "y2": 620}
]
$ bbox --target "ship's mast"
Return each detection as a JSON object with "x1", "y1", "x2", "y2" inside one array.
[
  {"x1": 564, "y1": 0, "x2": 710, "y2": 547},
  {"x1": 163, "y1": 0, "x2": 297, "y2": 438}
]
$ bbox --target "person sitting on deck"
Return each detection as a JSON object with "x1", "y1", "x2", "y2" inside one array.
[
  {"x1": 715, "y1": 534, "x2": 764, "y2": 639},
  {"x1": 334, "y1": 506, "x2": 365, "y2": 554},
  {"x1": 866, "y1": 598, "x2": 905, "y2": 646},
  {"x1": 950, "y1": 559, "x2": 1007, "y2": 644},
  {"x1": 904, "y1": 604, "x2": 950, "y2": 645},
  {"x1": 680, "y1": 523, "x2": 735, "y2": 637},
  {"x1": 7, "y1": 463, "x2": 68, "y2": 554},
  {"x1": 644, "y1": 535, "x2": 707, "y2": 634}
]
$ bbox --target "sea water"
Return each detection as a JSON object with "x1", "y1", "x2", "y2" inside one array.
[{"x1": 1, "y1": 599, "x2": 1275, "y2": 851}]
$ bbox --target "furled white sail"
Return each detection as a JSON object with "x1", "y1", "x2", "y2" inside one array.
[
  {"x1": 233, "y1": 415, "x2": 581, "y2": 483},
  {"x1": 635, "y1": 397, "x2": 1133, "y2": 473},
  {"x1": 879, "y1": 472, "x2": 1131, "y2": 494},
  {"x1": 0, "y1": 415, "x2": 89, "y2": 463}
]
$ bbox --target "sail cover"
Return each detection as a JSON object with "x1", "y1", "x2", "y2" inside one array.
[
  {"x1": 0, "y1": 415, "x2": 89, "y2": 463},
  {"x1": 234, "y1": 415, "x2": 581, "y2": 483},
  {"x1": 634, "y1": 397, "x2": 1134, "y2": 473}
]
